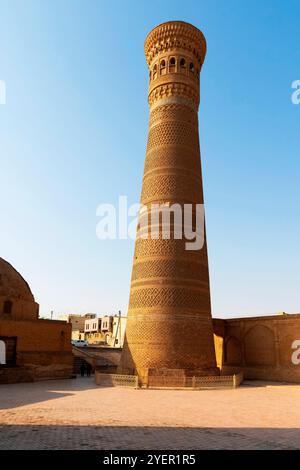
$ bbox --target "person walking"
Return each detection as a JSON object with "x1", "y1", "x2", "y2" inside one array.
[
  {"x1": 86, "y1": 363, "x2": 92, "y2": 377},
  {"x1": 80, "y1": 362, "x2": 85, "y2": 377}
]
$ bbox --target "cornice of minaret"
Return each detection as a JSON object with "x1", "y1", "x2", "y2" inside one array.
[
  {"x1": 144, "y1": 21, "x2": 206, "y2": 110},
  {"x1": 144, "y1": 21, "x2": 206, "y2": 66}
]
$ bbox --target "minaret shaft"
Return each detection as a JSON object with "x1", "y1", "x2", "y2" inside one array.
[{"x1": 119, "y1": 21, "x2": 218, "y2": 381}]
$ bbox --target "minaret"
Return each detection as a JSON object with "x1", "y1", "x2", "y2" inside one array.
[{"x1": 119, "y1": 21, "x2": 218, "y2": 381}]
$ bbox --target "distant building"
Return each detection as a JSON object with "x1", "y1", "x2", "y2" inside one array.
[
  {"x1": 68, "y1": 314, "x2": 85, "y2": 331},
  {"x1": 57, "y1": 312, "x2": 127, "y2": 347},
  {"x1": 84, "y1": 314, "x2": 127, "y2": 347},
  {"x1": 84, "y1": 317, "x2": 101, "y2": 334},
  {"x1": 67, "y1": 313, "x2": 96, "y2": 341},
  {"x1": 101, "y1": 315, "x2": 113, "y2": 333}
]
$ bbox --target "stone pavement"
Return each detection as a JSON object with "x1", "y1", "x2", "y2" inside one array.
[{"x1": 0, "y1": 377, "x2": 300, "y2": 449}]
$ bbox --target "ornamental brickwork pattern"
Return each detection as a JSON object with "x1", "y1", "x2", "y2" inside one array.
[{"x1": 118, "y1": 22, "x2": 218, "y2": 379}]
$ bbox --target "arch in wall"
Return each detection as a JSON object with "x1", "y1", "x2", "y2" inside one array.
[
  {"x1": 3, "y1": 300, "x2": 13, "y2": 314},
  {"x1": 180, "y1": 57, "x2": 186, "y2": 70},
  {"x1": 160, "y1": 59, "x2": 166, "y2": 75},
  {"x1": 225, "y1": 336, "x2": 242, "y2": 365},
  {"x1": 169, "y1": 57, "x2": 176, "y2": 73},
  {"x1": 244, "y1": 324, "x2": 276, "y2": 366},
  {"x1": 0, "y1": 340, "x2": 6, "y2": 365},
  {"x1": 153, "y1": 64, "x2": 157, "y2": 80}
]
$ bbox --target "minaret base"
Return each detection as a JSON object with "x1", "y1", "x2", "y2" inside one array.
[{"x1": 118, "y1": 366, "x2": 220, "y2": 387}]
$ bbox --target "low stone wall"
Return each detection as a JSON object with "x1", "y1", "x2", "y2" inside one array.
[
  {"x1": 95, "y1": 371, "x2": 138, "y2": 388},
  {"x1": 0, "y1": 363, "x2": 73, "y2": 384},
  {"x1": 0, "y1": 366, "x2": 33, "y2": 384},
  {"x1": 221, "y1": 365, "x2": 300, "y2": 384},
  {"x1": 95, "y1": 370, "x2": 243, "y2": 390},
  {"x1": 147, "y1": 372, "x2": 243, "y2": 389}
]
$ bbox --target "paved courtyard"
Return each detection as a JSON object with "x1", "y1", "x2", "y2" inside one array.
[{"x1": 0, "y1": 377, "x2": 300, "y2": 449}]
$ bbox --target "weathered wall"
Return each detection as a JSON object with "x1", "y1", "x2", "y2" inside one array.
[
  {"x1": 0, "y1": 296, "x2": 39, "y2": 321},
  {"x1": 213, "y1": 314, "x2": 300, "y2": 383},
  {"x1": 0, "y1": 257, "x2": 40, "y2": 321},
  {"x1": 0, "y1": 319, "x2": 73, "y2": 383}
]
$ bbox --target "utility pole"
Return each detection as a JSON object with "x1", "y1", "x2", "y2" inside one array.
[
  {"x1": 113, "y1": 310, "x2": 122, "y2": 348},
  {"x1": 118, "y1": 310, "x2": 121, "y2": 349}
]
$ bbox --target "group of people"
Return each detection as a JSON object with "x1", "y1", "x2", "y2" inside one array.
[{"x1": 80, "y1": 362, "x2": 92, "y2": 377}]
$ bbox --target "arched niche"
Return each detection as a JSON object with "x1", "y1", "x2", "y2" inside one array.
[
  {"x1": 244, "y1": 324, "x2": 276, "y2": 366},
  {"x1": 225, "y1": 336, "x2": 242, "y2": 365}
]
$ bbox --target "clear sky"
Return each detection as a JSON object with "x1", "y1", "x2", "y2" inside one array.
[{"x1": 0, "y1": 0, "x2": 299, "y2": 319}]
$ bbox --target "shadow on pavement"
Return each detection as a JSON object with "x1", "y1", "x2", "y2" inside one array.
[
  {"x1": 0, "y1": 376, "x2": 98, "y2": 409},
  {"x1": 0, "y1": 424, "x2": 299, "y2": 450}
]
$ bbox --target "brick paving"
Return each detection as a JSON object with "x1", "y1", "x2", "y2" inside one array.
[{"x1": 0, "y1": 377, "x2": 300, "y2": 449}]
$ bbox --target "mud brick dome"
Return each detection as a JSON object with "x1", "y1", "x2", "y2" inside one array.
[
  {"x1": 0, "y1": 257, "x2": 39, "y2": 321},
  {"x1": 0, "y1": 257, "x2": 73, "y2": 383},
  {"x1": 118, "y1": 21, "x2": 218, "y2": 381}
]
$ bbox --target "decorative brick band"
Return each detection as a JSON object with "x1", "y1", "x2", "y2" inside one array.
[{"x1": 118, "y1": 21, "x2": 218, "y2": 378}]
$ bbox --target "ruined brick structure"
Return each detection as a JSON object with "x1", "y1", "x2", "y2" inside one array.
[
  {"x1": 119, "y1": 21, "x2": 218, "y2": 381},
  {"x1": 0, "y1": 257, "x2": 73, "y2": 383}
]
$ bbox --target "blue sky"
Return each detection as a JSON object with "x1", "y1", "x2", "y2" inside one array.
[{"x1": 0, "y1": 0, "x2": 299, "y2": 318}]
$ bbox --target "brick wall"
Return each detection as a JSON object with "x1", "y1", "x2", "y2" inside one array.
[
  {"x1": 213, "y1": 314, "x2": 300, "y2": 383},
  {"x1": 0, "y1": 319, "x2": 73, "y2": 382},
  {"x1": 0, "y1": 296, "x2": 39, "y2": 321}
]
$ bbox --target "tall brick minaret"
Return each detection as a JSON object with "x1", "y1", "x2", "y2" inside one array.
[{"x1": 119, "y1": 21, "x2": 218, "y2": 381}]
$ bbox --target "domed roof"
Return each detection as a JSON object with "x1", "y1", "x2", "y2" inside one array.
[{"x1": 0, "y1": 257, "x2": 35, "y2": 302}]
